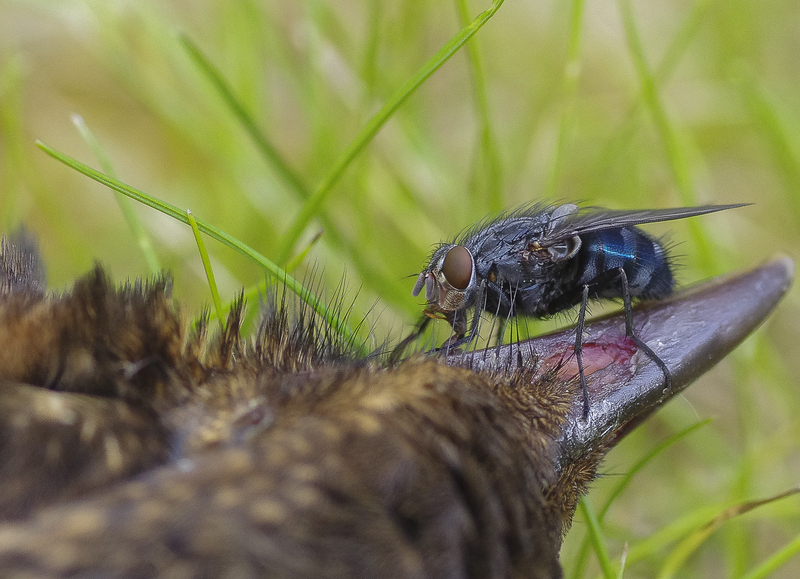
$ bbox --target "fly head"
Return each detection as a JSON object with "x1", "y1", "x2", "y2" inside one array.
[{"x1": 412, "y1": 243, "x2": 478, "y2": 325}]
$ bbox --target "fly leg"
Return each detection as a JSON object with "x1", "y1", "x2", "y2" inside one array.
[
  {"x1": 391, "y1": 306, "x2": 473, "y2": 362},
  {"x1": 391, "y1": 275, "x2": 486, "y2": 362},
  {"x1": 494, "y1": 280, "x2": 520, "y2": 348},
  {"x1": 500, "y1": 283, "x2": 523, "y2": 367},
  {"x1": 389, "y1": 314, "x2": 432, "y2": 365},
  {"x1": 575, "y1": 267, "x2": 672, "y2": 420},
  {"x1": 617, "y1": 268, "x2": 672, "y2": 392},
  {"x1": 435, "y1": 279, "x2": 487, "y2": 354},
  {"x1": 436, "y1": 302, "x2": 481, "y2": 353},
  {"x1": 575, "y1": 285, "x2": 591, "y2": 420}
]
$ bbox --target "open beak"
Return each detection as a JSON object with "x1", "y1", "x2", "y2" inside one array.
[{"x1": 447, "y1": 256, "x2": 794, "y2": 471}]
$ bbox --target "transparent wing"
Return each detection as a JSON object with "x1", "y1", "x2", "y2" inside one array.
[{"x1": 542, "y1": 203, "x2": 748, "y2": 242}]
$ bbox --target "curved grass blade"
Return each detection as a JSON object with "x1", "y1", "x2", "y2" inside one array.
[
  {"x1": 578, "y1": 496, "x2": 615, "y2": 579},
  {"x1": 455, "y1": 0, "x2": 503, "y2": 213},
  {"x1": 657, "y1": 487, "x2": 800, "y2": 579},
  {"x1": 617, "y1": 543, "x2": 629, "y2": 579},
  {"x1": 588, "y1": 0, "x2": 713, "y2": 202},
  {"x1": 179, "y1": 34, "x2": 311, "y2": 201},
  {"x1": 275, "y1": 0, "x2": 506, "y2": 264},
  {"x1": 187, "y1": 209, "x2": 224, "y2": 330},
  {"x1": 545, "y1": 0, "x2": 586, "y2": 198},
  {"x1": 618, "y1": 0, "x2": 692, "y2": 206},
  {"x1": 740, "y1": 530, "x2": 800, "y2": 579},
  {"x1": 36, "y1": 140, "x2": 361, "y2": 350},
  {"x1": 600, "y1": 420, "x2": 713, "y2": 520},
  {"x1": 286, "y1": 228, "x2": 324, "y2": 273},
  {"x1": 212, "y1": 229, "x2": 324, "y2": 332},
  {"x1": 71, "y1": 114, "x2": 161, "y2": 274},
  {"x1": 618, "y1": 0, "x2": 716, "y2": 273},
  {"x1": 569, "y1": 419, "x2": 712, "y2": 578}
]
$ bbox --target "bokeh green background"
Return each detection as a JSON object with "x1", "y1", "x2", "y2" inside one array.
[{"x1": 1, "y1": 1, "x2": 799, "y2": 577}]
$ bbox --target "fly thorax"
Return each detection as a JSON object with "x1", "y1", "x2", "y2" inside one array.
[{"x1": 527, "y1": 235, "x2": 581, "y2": 264}]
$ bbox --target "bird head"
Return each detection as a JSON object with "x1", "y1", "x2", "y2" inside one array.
[{"x1": 0, "y1": 232, "x2": 792, "y2": 578}]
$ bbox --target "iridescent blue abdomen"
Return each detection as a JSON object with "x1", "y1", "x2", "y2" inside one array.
[{"x1": 576, "y1": 228, "x2": 673, "y2": 300}]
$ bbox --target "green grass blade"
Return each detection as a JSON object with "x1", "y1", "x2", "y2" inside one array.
[
  {"x1": 569, "y1": 419, "x2": 712, "y2": 578},
  {"x1": 618, "y1": 0, "x2": 692, "y2": 205},
  {"x1": 275, "y1": 0, "x2": 506, "y2": 264},
  {"x1": 36, "y1": 140, "x2": 361, "y2": 350},
  {"x1": 187, "y1": 209, "x2": 224, "y2": 329},
  {"x1": 600, "y1": 419, "x2": 712, "y2": 519},
  {"x1": 624, "y1": 503, "x2": 723, "y2": 567},
  {"x1": 180, "y1": 34, "x2": 311, "y2": 201},
  {"x1": 616, "y1": 543, "x2": 628, "y2": 579},
  {"x1": 546, "y1": 0, "x2": 585, "y2": 198},
  {"x1": 578, "y1": 496, "x2": 616, "y2": 579},
  {"x1": 181, "y1": 32, "x2": 392, "y2": 288},
  {"x1": 657, "y1": 487, "x2": 800, "y2": 579},
  {"x1": 286, "y1": 228, "x2": 323, "y2": 273},
  {"x1": 618, "y1": 0, "x2": 717, "y2": 273},
  {"x1": 740, "y1": 532, "x2": 800, "y2": 579},
  {"x1": 71, "y1": 114, "x2": 161, "y2": 274},
  {"x1": 455, "y1": 0, "x2": 503, "y2": 213},
  {"x1": 587, "y1": 0, "x2": 713, "y2": 200},
  {"x1": 360, "y1": 1, "x2": 382, "y2": 100},
  {"x1": 737, "y1": 67, "x2": 800, "y2": 220}
]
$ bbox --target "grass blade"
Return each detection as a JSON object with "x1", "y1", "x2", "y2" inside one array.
[
  {"x1": 617, "y1": 0, "x2": 716, "y2": 272},
  {"x1": 187, "y1": 209, "x2": 224, "y2": 329},
  {"x1": 275, "y1": 0, "x2": 506, "y2": 264},
  {"x1": 71, "y1": 114, "x2": 161, "y2": 274},
  {"x1": 569, "y1": 419, "x2": 712, "y2": 578},
  {"x1": 740, "y1": 532, "x2": 800, "y2": 579},
  {"x1": 578, "y1": 496, "x2": 616, "y2": 579},
  {"x1": 179, "y1": 35, "x2": 311, "y2": 201},
  {"x1": 600, "y1": 420, "x2": 712, "y2": 519},
  {"x1": 36, "y1": 140, "x2": 361, "y2": 349},
  {"x1": 455, "y1": 0, "x2": 503, "y2": 213},
  {"x1": 657, "y1": 487, "x2": 800, "y2": 579},
  {"x1": 546, "y1": 0, "x2": 586, "y2": 198}
]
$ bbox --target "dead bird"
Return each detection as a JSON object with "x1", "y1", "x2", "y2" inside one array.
[{"x1": 0, "y1": 233, "x2": 792, "y2": 578}]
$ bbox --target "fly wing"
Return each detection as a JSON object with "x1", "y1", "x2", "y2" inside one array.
[{"x1": 543, "y1": 203, "x2": 748, "y2": 240}]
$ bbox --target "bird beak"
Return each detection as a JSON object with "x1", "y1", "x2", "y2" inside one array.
[{"x1": 447, "y1": 256, "x2": 794, "y2": 472}]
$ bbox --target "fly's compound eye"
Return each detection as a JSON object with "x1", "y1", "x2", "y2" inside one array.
[{"x1": 441, "y1": 245, "x2": 473, "y2": 290}]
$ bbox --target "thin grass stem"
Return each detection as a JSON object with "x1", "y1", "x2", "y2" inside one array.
[
  {"x1": 187, "y1": 209, "x2": 225, "y2": 330},
  {"x1": 71, "y1": 114, "x2": 161, "y2": 274},
  {"x1": 36, "y1": 141, "x2": 361, "y2": 350},
  {"x1": 578, "y1": 496, "x2": 616, "y2": 579},
  {"x1": 275, "y1": 0, "x2": 506, "y2": 264}
]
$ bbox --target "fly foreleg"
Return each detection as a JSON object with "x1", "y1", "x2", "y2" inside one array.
[
  {"x1": 436, "y1": 279, "x2": 487, "y2": 354},
  {"x1": 389, "y1": 313, "x2": 433, "y2": 365}
]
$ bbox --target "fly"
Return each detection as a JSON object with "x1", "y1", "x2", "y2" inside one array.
[{"x1": 404, "y1": 202, "x2": 747, "y2": 419}]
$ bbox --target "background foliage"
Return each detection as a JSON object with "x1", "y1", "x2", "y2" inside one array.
[{"x1": 1, "y1": 0, "x2": 798, "y2": 576}]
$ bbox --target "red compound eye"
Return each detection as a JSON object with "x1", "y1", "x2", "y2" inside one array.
[{"x1": 442, "y1": 245, "x2": 473, "y2": 290}]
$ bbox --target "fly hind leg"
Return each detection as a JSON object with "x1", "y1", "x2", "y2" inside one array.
[
  {"x1": 575, "y1": 267, "x2": 672, "y2": 420},
  {"x1": 575, "y1": 285, "x2": 592, "y2": 420},
  {"x1": 617, "y1": 267, "x2": 672, "y2": 392}
]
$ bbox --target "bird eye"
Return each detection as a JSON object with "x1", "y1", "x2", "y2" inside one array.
[{"x1": 442, "y1": 245, "x2": 473, "y2": 290}]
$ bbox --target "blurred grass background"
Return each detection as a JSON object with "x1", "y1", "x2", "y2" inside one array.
[{"x1": 1, "y1": 0, "x2": 799, "y2": 576}]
